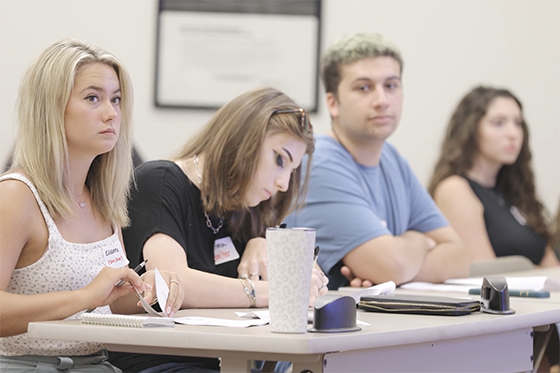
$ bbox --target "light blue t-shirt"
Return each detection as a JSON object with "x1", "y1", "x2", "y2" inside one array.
[{"x1": 285, "y1": 135, "x2": 448, "y2": 289}]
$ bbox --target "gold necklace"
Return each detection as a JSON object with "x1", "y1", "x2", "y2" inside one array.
[{"x1": 193, "y1": 155, "x2": 224, "y2": 234}]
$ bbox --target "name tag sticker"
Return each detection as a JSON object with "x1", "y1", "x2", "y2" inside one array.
[
  {"x1": 104, "y1": 244, "x2": 129, "y2": 268},
  {"x1": 510, "y1": 206, "x2": 527, "y2": 226},
  {"x1": 214, "y1": 236, "x2": 240, "y2": 265}
]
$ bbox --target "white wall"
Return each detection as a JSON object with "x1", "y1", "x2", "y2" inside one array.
[{"x1": 1, "y1": 0, "x2": 558, "y2": 213}]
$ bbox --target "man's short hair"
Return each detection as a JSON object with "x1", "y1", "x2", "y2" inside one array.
[{"x1": 320, "y1": 32, "x2": 403, "y2": 96}]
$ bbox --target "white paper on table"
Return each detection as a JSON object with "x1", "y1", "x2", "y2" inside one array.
[
  {"x1": 154, "y1": 268, "x2": 170, "y2": 316},
  {"x1": 347, "y1": 281, "x2": 396, "y2": 303},
  {"x1": 444, "y1": 276, "x2": 560, "y2": 291},
  {"x1": 400, "y1": 282, "x2": 474, "y2": 293},
  {"x1": 173, "y1": 316, "x2": 269, "y2": 328},
  {"x1": 236, "y1": 309, "x2": 360, "y2": 323},
  {"x1": 135, "y1": 278, "x2": 269, "y2": 326},
  {"x1": 235, "y1": 309, "x2": 370, "y2": 326},
  {"x1": 236, "y1": 310, "x2": 270, "y2": 322}
]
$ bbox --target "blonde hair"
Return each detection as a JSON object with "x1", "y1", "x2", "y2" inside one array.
[
  {"x1": 320, "y1": 32, "x2": 403, "y2": 97},
  {"x1": 173, "y1": 87, "x2": 314, "y2": 241},
  {"x1": 8, "y1": 38, "x2": 134, "y2": 226}
]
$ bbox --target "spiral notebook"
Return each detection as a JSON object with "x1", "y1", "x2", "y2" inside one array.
[{"x1": 81, "y1": 313, "x2": 175, "y2": 328}]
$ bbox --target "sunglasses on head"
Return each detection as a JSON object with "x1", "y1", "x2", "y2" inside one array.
[{"x1": 272, "y1": 108, "x2": 313, "y2": 134}]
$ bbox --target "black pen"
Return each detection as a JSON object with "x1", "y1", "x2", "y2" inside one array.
[
  {"x1": 116, "y1": 259, "x2": 148, "y2": 287},
  {"x1": 313, "y1": 246, "x2": 320, "y2": 267},
  {"x1": 84, "y1": 260, "x2": 149, "y2": 313}
]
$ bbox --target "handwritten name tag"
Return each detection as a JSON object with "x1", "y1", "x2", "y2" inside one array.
[
  {"x1": 214, "y1": 236, "x2": 240, "y2": 265},
  {"x1": 103, "y1": 244, "x2": 129, "y2": 268}
]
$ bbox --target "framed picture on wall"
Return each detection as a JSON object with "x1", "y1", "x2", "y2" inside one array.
[{"x1": 155, "y1": 0, "x2": 322, "y2": 111}]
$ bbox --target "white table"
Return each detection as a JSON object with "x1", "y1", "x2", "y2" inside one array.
[
  {"x1": 499, "y1": 267, "x2": 560, "y2": 281},
  {"x1": 28, "y1": 298, "x2": 560, "y2": 373}
]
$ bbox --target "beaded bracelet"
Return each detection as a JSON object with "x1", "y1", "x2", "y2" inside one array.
[{"x1": 238, "y1": 275, "x2": 257, "y2": 308}]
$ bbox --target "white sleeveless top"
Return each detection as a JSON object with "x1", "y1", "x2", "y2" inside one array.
[{"x1": 0, "y1": 173, "x2": 128, "y2": 356}]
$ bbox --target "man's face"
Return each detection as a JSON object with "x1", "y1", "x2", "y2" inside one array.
[{"x1": 327, "y1": 56, "x2": 403, "y2": 145}]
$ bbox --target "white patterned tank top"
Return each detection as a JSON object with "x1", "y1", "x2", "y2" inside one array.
[{"x1": 0, "y1": 173, "x2": 127, "y2": 356}]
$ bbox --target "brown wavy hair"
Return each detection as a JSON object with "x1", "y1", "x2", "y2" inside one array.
[
  {"x1": 428, "y1": 86, "x2": 549, "y2": 239},
  {"x1": 173, "y1": 87, "x2": 315, "y2": 242},
  {"x1": 551, "y1": 200, "x2": 560, "y2": 257}
]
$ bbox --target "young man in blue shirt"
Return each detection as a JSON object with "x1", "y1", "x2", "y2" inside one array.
[{"x1": 287, "y1": 32, "x2": 469, "y2": 289}]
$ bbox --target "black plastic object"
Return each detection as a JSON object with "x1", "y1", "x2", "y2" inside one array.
[
  {"x1": 480, "y1": 277, "x2": 515, "y2": 315},
  {"x1": 308, "y1": 294, "x2": 361, "y2": 333}
]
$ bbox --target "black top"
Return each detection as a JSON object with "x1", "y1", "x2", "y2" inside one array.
[
  {"x1": 465, "y1": 177, "x2": 546, "y2": 265},
  {"x1": 111, "y1": 160, "x2": 248, "y2": 372}
]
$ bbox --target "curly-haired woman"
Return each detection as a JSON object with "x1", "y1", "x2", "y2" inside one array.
[{"x1": 428, "y1": 86, "x2": 559, "y2": 267}]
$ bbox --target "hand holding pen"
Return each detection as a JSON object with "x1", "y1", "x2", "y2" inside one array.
[
  {"x1": 312, "y1": 246, "x2": 329, "y2": 293},
  {"x1": 84, "y1": 260, "x2": 149, "y2": 313},
  {"x1": 313, "y1": 245, "x2": 320, "y2": 268},
  {"x1": 116, "y1": 259, "x2": 148, "y2": 287}
]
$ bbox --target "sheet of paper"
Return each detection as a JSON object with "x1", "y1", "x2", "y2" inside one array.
[
  {"x1": 444, "y1": 276, "x2": 560, "y2": 291},
  {"x1": 346, "y1": 281, "x2": 396, "y2": 303},
  {"x1": 236, "y1": 310, "x2": 270, "y2": 322},
  {"x1": 154, "y1": 268, "x2": 170, "y2": 316},
  {"x1": 173, "y1": 316, "x2": 269, "y2": 328},
  {"x1": 400, "y1": 282, "x2": 474, "y2": 293},
  {"x1": 235, "y1": 310, "x2": 370, "y2": 326}
]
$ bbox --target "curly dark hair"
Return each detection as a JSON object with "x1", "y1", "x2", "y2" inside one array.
[
  {"x1": 551, "y1": 201, "x2": 560, "y2": 257},
  {"x1": 428, "y1": 86, "x2": 549, "y2": 239}
]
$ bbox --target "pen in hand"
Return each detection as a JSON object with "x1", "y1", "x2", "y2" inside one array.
[
  {"x1": 115, "y1": 259, "x2": 148, "y2": 287},
  {"x1": 313, "y1": 246, "x2": 320, "y2": 267},
  {"x1": 84, "y1": 260, "x2": 149, "y2": 313}
]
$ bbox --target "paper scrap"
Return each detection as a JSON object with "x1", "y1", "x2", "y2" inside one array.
[
  {"x1": 154, "y1": 268, "x2": 170, "y2": 316},
  {"x1": 347, "y1": 281, "x2": 396, "y2": 303}
]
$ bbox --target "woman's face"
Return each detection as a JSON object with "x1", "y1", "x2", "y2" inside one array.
[
  {"x1": 244, "y1": 132, "x2": 307, "y2": 207},
  {"x1": 64, "y1": 62, "x2": 122, "y2": 161},
  {"x1": 476, "y1": 96, "x2": 524, "y2": 167}
]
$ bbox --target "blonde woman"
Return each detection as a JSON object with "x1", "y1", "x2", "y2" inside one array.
[
  {"x1": 111, "y1": 87, "x2": 327, "y2": 372},
  {"x1": 0, "y1": 39, "x2": 183, "y2": 373}
]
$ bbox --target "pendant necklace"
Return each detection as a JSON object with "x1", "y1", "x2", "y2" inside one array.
[
  {"x1": 72, "y1": 189, "x2": 87, "y2": 208},
  {"x1": 193, "y1": 155, "x2": 224, "y2": 234}
]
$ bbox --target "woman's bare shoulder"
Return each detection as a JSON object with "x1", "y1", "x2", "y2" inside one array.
[
  {"x1": 433, "y1": 175, "x2": 480, "y2": 205},
  {"x1": 434, "y1": 175, "x2": 471, "y2": 195},
  {"x1": 0, "y1": 177, "x2": 42, "y2": 225}
]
